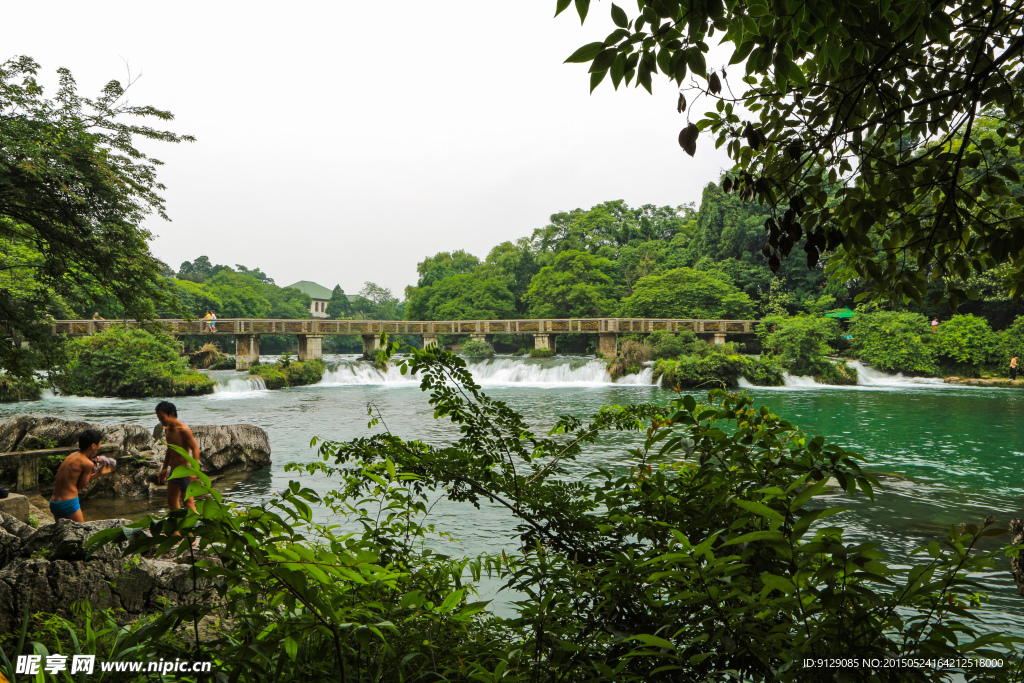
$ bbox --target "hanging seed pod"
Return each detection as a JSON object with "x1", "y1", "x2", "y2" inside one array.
[
  {"x1": 677, "y1": 92, "x2": 686, "y2": 113},
  {"x1": 678, "y1": 123, "x2": 698, "y2": 156}
]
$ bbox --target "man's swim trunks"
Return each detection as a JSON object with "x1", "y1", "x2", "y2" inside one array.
[
  {"x1": 168, "y1": 477, "x2": 193, "y2": 496},
  {"x1": 49, "y1": 497, "x2": 80, "y2": 517}
]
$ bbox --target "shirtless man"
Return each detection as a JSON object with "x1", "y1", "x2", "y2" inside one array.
[
  {"x1": 49, "y1": 429, "x2": 115, "y2": 522},
  {"x1": 155, "y1": 401, "x2": 200, "y2": 512}
]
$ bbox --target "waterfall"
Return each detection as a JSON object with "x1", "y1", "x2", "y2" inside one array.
[
  {"x1": 212, "y1": 376, "x2": 269, "y2": 396},
  {"x1": 318, "y1": 357, "x2": 657, "y2": 388},
  {"x1": 845, "y1": 360, "x2": 946, "y2": 386}
]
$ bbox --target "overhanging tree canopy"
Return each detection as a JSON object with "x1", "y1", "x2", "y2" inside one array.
[
  {"x1": 0, "y1": 56, "x2": 193, "y2": 375},
  {"x1": 558, "y1": 0, "x2": 1024, "y2": 308}
]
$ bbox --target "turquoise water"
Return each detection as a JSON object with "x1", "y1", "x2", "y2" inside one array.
[{"x1": 4, "y1": 355, "x2": 1022, "y2": 633}]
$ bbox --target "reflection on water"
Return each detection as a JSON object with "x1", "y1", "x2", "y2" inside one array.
[{"x1": 4, "y1": 356, "x2": 1022, "y2": 633}]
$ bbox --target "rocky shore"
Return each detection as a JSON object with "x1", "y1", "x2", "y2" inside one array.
[
  {"x1": 0, "y1": 512, "x2": 209, "y2": 632},
  {"x1": 943, "y1": 377, "x2": 1024, "y2": 387}
]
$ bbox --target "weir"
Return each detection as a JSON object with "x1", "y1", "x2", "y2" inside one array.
[{"x1": 49, "y1": 318, "x2": 758, "y2": 368}]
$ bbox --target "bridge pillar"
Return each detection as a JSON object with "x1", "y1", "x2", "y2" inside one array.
[
  {"x1": 297, "y1": 334, "x2": 323, "y2": 361},
  {"x1": 713, "y1": 333, "x2": 727, "y2": 345},
  {"x1": 533, "y1": 334, "x2": 556, "y2": 353},
  {"x1": 235, "y1": 334, "x2": 260, "y2": 370},
  {"x1": 470, "y1": 334, "x2": 494, "y2": 344},
  {"x1": 422, "y1": 335, "x2": 439, "y2": 349},
  {"x1": 597, "y1": 333, "x2": 617, "y2": 358},
  {"x1": 362, "y1": 334, "x2": 380, "y2": 357}
]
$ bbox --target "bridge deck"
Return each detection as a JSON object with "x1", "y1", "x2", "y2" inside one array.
[{"x1": 51, "y1": 318, "x2": 759, "y2": 336}]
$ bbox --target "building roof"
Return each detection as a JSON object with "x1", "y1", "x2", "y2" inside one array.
[{"x1": 284, "y1": 280, "x2": 334, "y2": 300}]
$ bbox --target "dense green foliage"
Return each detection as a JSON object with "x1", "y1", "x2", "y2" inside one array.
[
  {"x1": 73, "y1": 342, "x2": 1021, "y2": 681},
  {"x1": 52, "y1": 327, "x2": 213, "y2": 397},
  {"x1": 325, "y1": 284, "x2": 353, "y2": 319},
  {"x1": 406, "y1": 272, "x2": 516, "y2": 321},
  {"x1": 524, "y1": 250, "x2": 617, "y2": 318},
  {"x1": 557, "y1": 0, "x2": 1024, "y2": 308},
  {"x1": 758, "y1": 315, "x2": 841, "y2": 376},
  {"x1": 620, "y1": 267, "x2": 755, "y2": 319},
  {"x1": 0, "y1": 57, "x2": 192, "y2": 378},
  {"x1": 653, "y1": 353, "x2": 783, "y2": 388},
  {"x1": 459, "y1": 339, "x2": 494, "y2": 359},
  {"x1": 606, "y1": 339, "x2": 651, "y2": 380},
  {"x1": 528, "y1": 348, "x2": 555, "y2": 358},
  {"x1": 0, "y1": 373, "x2": 41, "y2": 402},
  {"x1": 934, "y1": 314, "x2": 1000, "y2": 376},
  {"x1": 848, "y1": 311, "x2": 939, "y2": 376},
  {"x1": 248, "y1": 357, "x2": 326, "y2": 390}
]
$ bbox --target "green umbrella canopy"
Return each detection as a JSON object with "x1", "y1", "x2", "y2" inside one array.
[{"x1": 825, "y1": 307, "x2": 858, "y2": 318}]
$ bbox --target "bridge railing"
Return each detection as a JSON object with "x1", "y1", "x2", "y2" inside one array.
[{"x1": 50, "y1": 318, "x2": 759, "y2": 336}]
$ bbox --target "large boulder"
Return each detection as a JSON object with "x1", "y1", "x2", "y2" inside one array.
[
  {"x1": 0, "y1": 415, "x2": 271, "y2": 499},
  {"x1": 0, "y1": 512, "x2": 204, "y2": 633},
  {"x1": 0, "y1": 415, "x2": 99, "y2": 452}
]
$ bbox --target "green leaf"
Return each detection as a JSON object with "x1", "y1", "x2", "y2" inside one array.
[
  {"x1": 734, "y1": 499, "x2": 785, "y2": 526},
  {"x1": 555, "y1": 0, "x2": 572, "y2": 16},
  {"x1": 575, "y1": 0, "x2": 590, "y2": 23},
  {"x1": 630, "y1": 634, "x2": 677, "y2": 650},
  {"x1": 611, "y1": 3, "x2": 628, "y2": 27},
  {"x1": 721, "y1": 529, "x2": 784, "y2": 546},
  {"x1": 789, "y1": 478, "x2": 829, "y2": 511},
  {"x1": 565, "y1": 42, "x2": 605, "y2": 63}
]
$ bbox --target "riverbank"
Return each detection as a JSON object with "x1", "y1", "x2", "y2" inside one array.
[{"x1": 944, "y1": 376, "x2": 1024, "y2": 387}]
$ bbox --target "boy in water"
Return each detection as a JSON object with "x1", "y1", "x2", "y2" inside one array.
[
  {"x1": 49, "y1": 429, "x2": 116, "y2": 522},
  {"x1": 155, "y1": 401, "x2": 200, "y2": 512}
]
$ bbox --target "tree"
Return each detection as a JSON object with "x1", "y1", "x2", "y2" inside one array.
[
  {"x1": 326, "y1": 284, "x2": 353, "y2": 319},
  {"x1": 353, "y1": 281, "x2": 400, "y2": 320},
  {"x1": 523, "y1": 250, "x2": 616, "y2": 318},
  {"x1": 0, "y1": 56, "x2": 193, "y2": 376},
  {"x1": 204, "y1": 270, "x2": 271, "y2": 318},
  {"x1": 557, "y1": 0, "x2": 1024, "y2": 306},
  {"x1": 757, "y1": 314, "x2": 841, "y2": 375},
  {"x1": 414, "y1": 250, "x2": 481, "y2": 288},
  {"x1": 406, "y1": 273, "x2": 516, "y2": 321},
  {"x1": 849, "y1": 311, "x2": 939, "y2": 375},
  {"x1": 619, "y1": 267, "x2": 755, "y2": 319},
  {"x1": 934, "y1": 314, "x2": 1000, "y2": 375}
]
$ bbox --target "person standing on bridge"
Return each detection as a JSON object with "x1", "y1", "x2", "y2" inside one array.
[
  {"x1": 209, "y1": 310, "x2": 217, "y2": 334},
  {"x1": 49, "y1": 429, "x2": 116, "y2": 522}
]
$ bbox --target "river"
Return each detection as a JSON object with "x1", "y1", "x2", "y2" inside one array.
[{"x1": 3, "y1": 354, "x2": 1022, "y2": 634}]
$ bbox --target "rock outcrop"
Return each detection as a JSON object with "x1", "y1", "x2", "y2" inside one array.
[
  {"x1": 1011, "y1": 517, "x2": 1024, "y2": 600},
  {"x1": 0, "y1": 512, "x2": 204, "y2": 632},
  {"x1": 0, "y1": 414, "x2": 271, "y2": 499}
]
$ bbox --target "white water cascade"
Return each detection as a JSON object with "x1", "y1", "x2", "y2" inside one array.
[
  {"x1": 318, "y1": 357, "x2": 657, "y2": 388},
  {"x1": 212, "y1": 376, "x2": 269, "y2": 397},
  {"x1": 844, "y1": 360, "x2": 946, "y2": 387}
]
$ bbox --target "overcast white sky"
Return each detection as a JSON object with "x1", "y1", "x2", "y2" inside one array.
[{"x1": 7, "y1": 1, "x2": 732, "y2": 296}]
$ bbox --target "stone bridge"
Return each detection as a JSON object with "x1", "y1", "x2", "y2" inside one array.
[{"x1": 50, "y1": 318, "x2": 758, "y2": 369}]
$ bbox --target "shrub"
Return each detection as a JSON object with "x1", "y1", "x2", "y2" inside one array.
[
  {"x1": 653, "y1": 353, "x2": 748, "y2": 388},
  {"x1": 849, "y1": 311, "x2": 939, "y2": 375},
  {"x1": 815, "y1": 360, "x2": 858, "y2": 385},
  {"x1": 249, "y1": 357, "x2": 326, "y2": 389},
  {"x1": 607, "y1": 340, "x2": 651, "y2": 380},
  {"x1": 188, "y1": 342, "x2": 228, "y2": 369},
  {"x1": 460, "y1": 339, "x2": 494, "y2": 359},
  {"x1": 740, "y1": 356, "x2": 785, "y2": 386},
  {"x1": 513, "y1": 347, "x2": 528, "y2": 356},
  {"x1": 52, "y1": 327, "x2": 214, "y2": 398},
  {"x1": 528, "y1": 348, "x2": 555, "y2": 358},
  {"x1": 0, "y1": 374, "x2": 41, "y2": 402},
  {"x1": 646, "y1": 329, "x2": 705, "y2": 359},
  {"x1": 758, "y1": 314, "x2": 841, "y2": 375},
  {"x1": 934, "y1": 314, "x2": 1000, "y2": 377},
  {"x1": 83, "y1": 343, "x2": 1022, "y2": 682}
]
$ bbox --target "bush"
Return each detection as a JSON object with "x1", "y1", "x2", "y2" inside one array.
[
  {"x1": 188, "y1": 342, "x2": 231, "y2": 369},
  {"x1": 0, "y1": 374, "x2": 41, "y2": 402},
  {"x1": 646, "y1": 330, "x2": 705, "y2": 359},
  {"x1": 460, "y1": 339, "x2": 494, "y2": 359},
  {"x1": 52, "y1": 327, "x2": 214, "y2": 398},
  {"x1": 513, "y1": 347, "x2": 528, "y2": 356},
  {"x1": 528, "y1": 348, "x2": 555, "y2": 358},
  {"x1": 249, "y1": 357, "x2": 326, "y2": 389},
  {"x1": 934, "y1": 314, "x2": 1000, "y2": 377},
  {"x1": 815, "y1": 360, "x2": 858, "y2": 385},
  {"x1": 607, "y1": 340, "x2": 651, "y2": 380},
  {"x1": 758, "y1": 314, "x2": 841, "y2": 375},
  {"x1": 653, "y1": 353, "x2": 748, "y2": 388},
  {"x1": 740, "y1": 356, "x2": 786, "y2": 386},
  {"x1": 849, "y1": 311, "x2": 939, "y2": 375},
  {"x1": 80, "y1": 343, "x2": 1021, "y2": 682}
]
